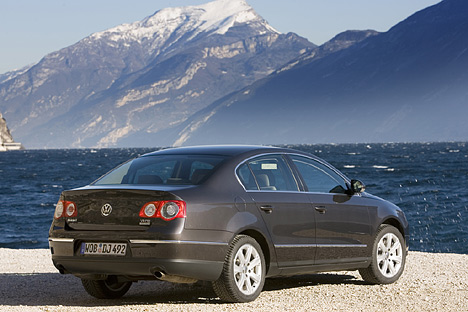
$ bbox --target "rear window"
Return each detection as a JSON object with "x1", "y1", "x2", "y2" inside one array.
[{"x1": 92, "y1": 155, "x2": 226, "y2": 186}]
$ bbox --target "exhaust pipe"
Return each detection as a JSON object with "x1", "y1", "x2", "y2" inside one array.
[{"x1": 154, "y1": 271, "x2": 197, "y2": 284}]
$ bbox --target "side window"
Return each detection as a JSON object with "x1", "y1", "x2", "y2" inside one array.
[
  {"x1": 247, "y1": 155, "x2": 298, "y2": 191},
  {"x1": 290, "y1": 155, "x2": 348, "y2": 194},
  {"x1": 237, "y1": 163, "x2": 258, "y2": 190}
]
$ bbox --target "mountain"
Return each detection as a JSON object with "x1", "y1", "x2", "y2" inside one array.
[
  {"x1": 172, "y1": 0, "x2": 468, "y2": 146},
  {"x1": 0, "y1": 0, "x2": 314, "y2": 148},
  {"x1": 273, "y1": 30, "x2": 379, "y2": 79}
]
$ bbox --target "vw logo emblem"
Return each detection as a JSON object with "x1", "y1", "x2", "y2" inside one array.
[{"x1": 101, "y1": 203, "x2": 113, "y2": 217}]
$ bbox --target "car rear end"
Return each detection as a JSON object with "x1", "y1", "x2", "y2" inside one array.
[{"x1": 48, "y1": 152, "x2": 232, "y2": 282}]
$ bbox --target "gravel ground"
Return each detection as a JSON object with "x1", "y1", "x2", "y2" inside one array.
[{"x1": 0, "y1": 249, "x2": 467, "y2": 311}]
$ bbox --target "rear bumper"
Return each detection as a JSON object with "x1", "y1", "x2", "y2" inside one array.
[{"x1": 49, "y1": 237, "x2": 228, "y2": 281}]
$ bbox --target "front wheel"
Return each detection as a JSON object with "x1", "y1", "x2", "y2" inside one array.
[
  {"x1": 212, "y1": 235, "x2": 266, "y2": 303},
  {"x1": 81, "y1": 276, "x2": 132, "y2": 299},
  {"x1": 359, "y1": 224, "x2": 406, "y2": 284}
]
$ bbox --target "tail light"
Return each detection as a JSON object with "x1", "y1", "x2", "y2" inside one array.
[
  {"x1": 139, "y1": 200, "x2": 186, "y2": 221},
  {"x1": 54, "y1": 200, "x2": 77, "y2": 219}
]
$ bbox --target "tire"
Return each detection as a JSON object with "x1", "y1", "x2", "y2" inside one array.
[
  {"x1": 81, "y1": 276, "x2": 132, "y2": 299},
  {"x1": 359, "y1": 224, "x2": 406, "y2": 284},
  {"x1": 212, "y1": 235, "x2": 266, "y2": 303}
]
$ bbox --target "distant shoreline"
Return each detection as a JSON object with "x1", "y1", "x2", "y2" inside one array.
[{"x1": 1, "y1": 249, "x2": 467, "y2": 311}]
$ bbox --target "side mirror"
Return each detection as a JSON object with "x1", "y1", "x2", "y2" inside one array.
[{"x1": 350, "y1": 179, "x2": 366, "y2": 194}]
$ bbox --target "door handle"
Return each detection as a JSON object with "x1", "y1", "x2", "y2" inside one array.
[
  {"x1": 260, "y1": 205, "x2": 273, "y2": 214},
  {"x1": 315, "y1": 206, "x2": 327, "y2": 214}
]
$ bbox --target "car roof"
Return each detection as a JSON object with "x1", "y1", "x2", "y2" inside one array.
[
  {"x1": 136, "y1": 145, "x2": 348, "y2": 183},
  {"x1": 142, "y1": 145, "x2": 285, "y2": 157}
]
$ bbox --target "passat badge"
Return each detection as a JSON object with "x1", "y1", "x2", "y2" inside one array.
[
  {"x1": 101, "y1": 203, "x2": 113, "y2": 217},
  {"x1": 139, "y1": 219, "x2": 151, "y2": 226}
]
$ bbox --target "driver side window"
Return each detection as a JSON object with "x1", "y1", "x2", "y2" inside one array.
[{"x1": 290, "y1": 155, "x2": 348, "y2": 194}]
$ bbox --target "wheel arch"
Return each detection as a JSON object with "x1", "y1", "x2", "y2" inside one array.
[
  {"x1": 239, "y1": 229, "x2": 272, "y2": 274},
  {"x1": 381, "y1": 218, "x2": 407, "y2": 242}
]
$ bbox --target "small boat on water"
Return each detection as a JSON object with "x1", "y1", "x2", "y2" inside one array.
[
  {"x1": 1, "y1": 112, "x2": 24, "y2": 151},
  {"x1": 0, "y1": 142, "x2": 24, "y2": 151}
]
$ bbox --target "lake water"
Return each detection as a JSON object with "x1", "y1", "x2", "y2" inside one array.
[{"x1": 0, "y1": 142, "x2": 466, "y2": 254}]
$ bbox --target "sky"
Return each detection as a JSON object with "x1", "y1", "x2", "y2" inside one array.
[{"x1": 0, "y1": 0, "x2": 441, "y2": 74}]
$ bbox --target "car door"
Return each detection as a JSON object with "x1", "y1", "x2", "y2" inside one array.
[
  {"x1": 237, "y1": 154, "x2": 317, "y2": 268},
  {"x1": 288, "y1": 155, "x2": 372, "y2": 265}
]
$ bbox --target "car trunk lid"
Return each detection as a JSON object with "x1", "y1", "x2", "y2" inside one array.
[{"x1": 61, "y1": 186, "x2": 183, "y2": 231}]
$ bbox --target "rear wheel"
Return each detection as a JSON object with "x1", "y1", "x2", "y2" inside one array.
[
  {"x1": 81, "y1": 276, "x2": 132, "y2": 299},
  {"x1": 212, "y1": 235, "x2": 265, "y2": 303},
  {"x1": 359, "y1": 224, "x2": 406, "y2": 284}
]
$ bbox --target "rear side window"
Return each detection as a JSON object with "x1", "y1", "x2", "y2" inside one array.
[
  {"x1": 237, "y1": 155, "x2": 298, "y2": 191},
  {"x1": 290, "y1": 155, "x2": 348, "y2": 194},
  {"x1": 237, "y1": 163, "x2": 258, "y2": 190},
  {"x1": 92, "y1": 155, "x2": 226, "y2": 185}
]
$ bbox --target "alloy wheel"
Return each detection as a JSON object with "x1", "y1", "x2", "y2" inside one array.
[
  {"x1": 376, "y1": 232, "x2": 403, "y2": 278},
  {"x1": 233, "y1": 243, "x2": 263, "y2": 295}
]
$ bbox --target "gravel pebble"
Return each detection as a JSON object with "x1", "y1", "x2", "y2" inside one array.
[{"x1": 0, "y1": 249, "x2": 467, "y2": 311}]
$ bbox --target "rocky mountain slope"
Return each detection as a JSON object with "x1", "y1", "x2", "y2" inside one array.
[
  {"x1": 0, "y1": 112, "x2": 14, "y2": 144},
  {"x1": 0, "y1": 0, "x2": 314, "y2": 148},
  {"x1": 172, "y1": 0, "x2": 468, "y2": 146},
  {"x1": 0, "y1": 111, "x2": 23, "y2": 151}
]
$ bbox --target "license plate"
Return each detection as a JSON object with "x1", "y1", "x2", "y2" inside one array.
[{"x1": 80, "y1": 242, "x2": 127, "y2": 256}]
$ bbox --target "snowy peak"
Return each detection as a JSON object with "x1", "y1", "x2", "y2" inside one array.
[
  {"x1": 0, "y1": 0, "x2": 312, "y2": 148},
  {"x1": 91, "y1": 0, "x2": 277, "y2": 42},
  {"x1": 181, "y1": 0, "x2": 274, "y2": 34},
  {"x1": 145, "y1": 0, "x2": 269, "y2": 34},
  {"x1": 173, "y1": 0, "x2": 468, "y2": 146}
]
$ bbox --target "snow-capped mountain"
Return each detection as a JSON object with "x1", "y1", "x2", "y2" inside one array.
[
  {"x1": 170, "y1": 0, "x2": 468, "y2": 146},
  {"x1": 0, "y1": 0, "x2": 314, "y2": 148}
]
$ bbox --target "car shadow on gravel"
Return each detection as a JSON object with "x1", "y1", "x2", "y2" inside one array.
[
  {"x1": 263, "y1": 273, "x2": 367, "y2": 291},
  {"x1": 0, "y1": 272, "x2": 366, "y2": 306}
]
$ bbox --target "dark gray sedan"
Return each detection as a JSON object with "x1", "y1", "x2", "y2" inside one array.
[{"x1": 49, "y1": 145, "x2": 409, "y2": 302}]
